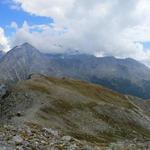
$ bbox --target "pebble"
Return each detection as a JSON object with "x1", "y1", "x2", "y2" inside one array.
[
  {"x1": 43, "y1": 128, "x2": 59, "y2": 137},
  {"x1": 62, "y1": 135, "x2": 72, "y2": 142}
]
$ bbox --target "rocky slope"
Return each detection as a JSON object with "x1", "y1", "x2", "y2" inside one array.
[
  {"x1": 1, "y1": 123, "x2": 150, "y2": 150},
  {"x1": 0, "y1": 123, "x2": 98, "y2": 150},
  {"x1": 1, "y1": 74, "x2": 150, "y2": 148}
]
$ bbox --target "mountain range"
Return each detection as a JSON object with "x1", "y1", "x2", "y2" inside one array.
[
  {"x1": 0, "y1": 42, "x2": 150, "y2": 99},
  {"x1": 1, "y1": 43, "x2": 150, "y2": 148}
]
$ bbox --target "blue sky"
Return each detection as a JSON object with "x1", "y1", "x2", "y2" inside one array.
[
  {"x1": 143, "y1": 42, "x2": 150, "y2": 49},
  {"x1": 0, "y1": 1, "x2": 53, "y2": 36}
]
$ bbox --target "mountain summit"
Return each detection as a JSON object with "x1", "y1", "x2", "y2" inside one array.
[{"x1": 0, "y1": 43, "x2": 61, "y2": 82}]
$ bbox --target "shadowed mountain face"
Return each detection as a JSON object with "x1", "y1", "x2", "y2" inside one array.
[
  {"x1": 1, "y1": 43, "x2": 150, "y2": 98},
  {"x1": 48, "y1": 54, "x2": 150, "y2": 99},
  {"x1": 1, "y1": 75, "x2": 150, "y2": 146}
]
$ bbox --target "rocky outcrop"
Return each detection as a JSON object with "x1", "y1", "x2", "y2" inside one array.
[{"x1": 0, "y1": 123, "x2": 99, "y2": 150}]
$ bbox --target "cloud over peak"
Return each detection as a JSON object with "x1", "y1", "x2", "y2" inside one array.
[
  {"x1": 2, "y1": 0, "x2": 150, "y2": 66},
  {"x1": 0, "y1": 27, "x2": 10, "y2": 52}
]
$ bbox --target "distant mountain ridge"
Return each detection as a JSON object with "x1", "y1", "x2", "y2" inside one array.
[
  {"x1": 1, "y1": 43, "x2": 150, "y2": 99},
  {"x1": 47, "y1": 52, "x2": 150, "y2": 99}
]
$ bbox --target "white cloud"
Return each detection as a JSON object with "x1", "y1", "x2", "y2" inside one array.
[
  {"x1": 10, "y1": 21, "x2": 66, "y2": 53},
  {"x1": 10, "y1": 0, "x2": 150, "y2": 66},
  {"x1": 0, "y1": 27, "x2": 10, "y2": 52},
  {"x1": 13, "y1": 0, "x2": 74, "y2": 21},
  {"x1": 10, "y1": 21, "x2": 18, "y2": 29}
]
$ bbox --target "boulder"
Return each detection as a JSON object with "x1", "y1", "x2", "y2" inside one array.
[
  {"x1": 12, "y1": 135, "x2": 23, "y2": 145},
  {"x1": 0, "y1": 84, "x2": 7, "y2": 98}
]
